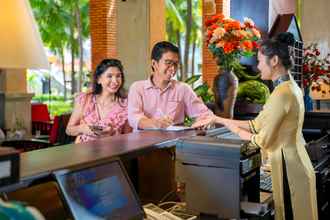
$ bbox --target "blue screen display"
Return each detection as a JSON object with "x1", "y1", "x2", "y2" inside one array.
[{"x1": 56, "y1": 161, "x2": 142, "y2": 220}]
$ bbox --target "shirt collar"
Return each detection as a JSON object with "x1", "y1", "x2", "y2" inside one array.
[
  {"x1": 144, "y1": 77, "x2": 154, "y2": 89},
  {"x1": 144, "y1": 75, "x2": 175, "y2": 91},
  {"x1": 272, "y1": 74, "x2": 290, "y2": 88}
]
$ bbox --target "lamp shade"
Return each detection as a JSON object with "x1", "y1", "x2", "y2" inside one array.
[{"x1": 0, "y1": 0, "x2": 49, "y2": 69}]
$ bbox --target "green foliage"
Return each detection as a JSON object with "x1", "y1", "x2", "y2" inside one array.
[
  {"x1": 32, "y1": 94, "x2": 72, "y2": 102},
  {"x1": 30, "y1": 0, "x2": 90, "y2": 56},
  {"x1": 233, "y1": 66, "x2": 260, "y2": 81},
  {"x1": 184, "y1": 117, "x2": 195, "y2": 127},
  {"x1": 183, "y1": 75, "x2": 214, "y2": 126},
  {"x1": 232, "y1": 65, "x2": 270, "y2": 104},
  {"x1": 32, "y1": 95, "x2": 73, "y2": 116},
  {"x1": 27, "y1": 71, "x2": 41, "y2": 92},
  {"x1": 165, "y1": 0, "x2": 202, "y2": 79},
  {"x1": 165, "y1": 0, "x2": 185, "y2": 34},
  {"x1": 48, "y1": 101, "x2": 73, "y2": 116},
  {"x1": 185, "y1": 74, "x2": 200, "y2": 85},
  {"x1": 237, "y1": 80, "x2": 270, "y2": 104},
  {"x1": 29, "y1": 0, "x2": 90, "y2": 95},
  {"x1": 185, "y1": 75, "x2": 214, "y2": 103},
  {"x1": 194, "y1": 84, "x2": 214, "y2": 103}
]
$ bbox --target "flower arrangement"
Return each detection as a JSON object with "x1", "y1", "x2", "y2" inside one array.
[
  {"x1": 205, "y1": 14, "x2": 261, "y2": 71},
  {"x1": 302, "y1": 43, "x2": 330, "y2": 94}
]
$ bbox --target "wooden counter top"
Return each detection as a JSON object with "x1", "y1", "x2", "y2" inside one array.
[{"x1": 19, "y1": 130, "x2": 196, "y2": 181}]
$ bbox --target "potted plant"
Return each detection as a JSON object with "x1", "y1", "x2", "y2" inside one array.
[{"x1": 205, "y1": 14, "x2": 261, "y2": 118}]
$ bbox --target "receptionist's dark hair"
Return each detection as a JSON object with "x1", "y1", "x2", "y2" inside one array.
[
  {"x1": 92, "y1": 58, "x2": 127, "y2": 101},
  {"x1": 259, "y1": 32, "x2": 295, "y2": 69}
]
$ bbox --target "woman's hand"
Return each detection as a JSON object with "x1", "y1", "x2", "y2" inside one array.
[
  {"x1": 79, "y1": 123, "x2": 95, "y2": 136},
  {"x1": 90, "y1": 125, "x2": 116, "y2": 136},
  {"x1": 224, "y1": 122, "x2": 239, "y2": 134},
  {"x1": 191, "y1": 115, "x2": 216, "y2": 129}
]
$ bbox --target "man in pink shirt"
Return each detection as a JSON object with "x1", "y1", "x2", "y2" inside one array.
[{"x1": 128, "y1": 41, "x2": 213, "y2": 130}]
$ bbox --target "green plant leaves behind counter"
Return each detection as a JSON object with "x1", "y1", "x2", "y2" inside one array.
[
  {"x1": 185, "y1": 75, "x2": 214, "y2": 103},
  {"x1": 237, "y1": 80, "x2": 270, "y2": 104},
  {"x1": 185, "y1": 74, "x2": 201, "y2": 85}
]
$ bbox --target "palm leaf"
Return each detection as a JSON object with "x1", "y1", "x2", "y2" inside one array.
[
  {"x1": 165, "y1": 0, "x2": 185, "y2": 32},
  {"x1": 185, "y1": 75, "x2": 201, "y2": 85}
]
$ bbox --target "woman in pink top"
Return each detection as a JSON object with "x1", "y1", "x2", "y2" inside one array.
[{"x1": 66, "y1": 59, "x2": 131, "y2": 143}]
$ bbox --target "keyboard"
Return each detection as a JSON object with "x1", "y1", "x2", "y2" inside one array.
[
  {"x1": 260, "y1": 171, "x2": 272, "y2": 192},
  {"x1": 144, "y1": 203, "x2": 196, "y2": 220}
]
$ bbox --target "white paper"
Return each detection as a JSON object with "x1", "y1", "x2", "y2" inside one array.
[
  {"x1": 142, "y1": 126, "x2": 193, "y2": 131},
  {"x1": 165, "y1": 126, "x2": 193, "y2": 131}
]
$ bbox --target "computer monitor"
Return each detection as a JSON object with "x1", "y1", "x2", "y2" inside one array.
[{"x1": 54, "y1": 158, "x2": 144, "y2": 220}]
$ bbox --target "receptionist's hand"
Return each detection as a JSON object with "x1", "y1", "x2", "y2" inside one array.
[
  {"x1": 224, "y1": 122, "x2": 239, "y2": 134},
  {"x1": 191, "y1": 115, "x2": 215, "y2": 129}
]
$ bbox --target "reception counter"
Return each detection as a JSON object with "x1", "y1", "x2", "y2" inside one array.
[
  {"x1": 0, "y1": 130, "x2": 197, "y2": 193},
  {"x1": 0, "y1": 127, "x2": 278, "y2": 220}
]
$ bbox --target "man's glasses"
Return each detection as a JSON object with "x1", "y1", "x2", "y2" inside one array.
[{"x1": 163, "y1": 59, "x2": 180, "y2": 69}]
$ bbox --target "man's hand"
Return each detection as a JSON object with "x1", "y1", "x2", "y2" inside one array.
[
  {"x1": 138, "y1": 116, "x2": 173, "y2": 130},
  {"x1": 153, "y1": 115, "x2": 173, "y2": 128}
]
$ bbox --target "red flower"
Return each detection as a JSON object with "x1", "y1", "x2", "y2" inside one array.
[
  {"x1": 315, "y1": 49, "x2": 320, "y2": 56},
  {"x1": 252, "y1": 41, "x2": 259, "y2": 49},
  {"x1": 303, "y1": 64, "x2": 309, "y2": 73},
  {"x1": 302, "y1": 43, "x2": 330, "y2": 90},
  {"x1": 223, "y1": 42, "x2": 235, "y2": 54},
  {"x1": 320, "y1": 69, "x2": 327, "y2": 75},
  {"x1": 207, "y1": 30, "x2": 213, "y2": 39},
  {"x1": 210, "y1": 24, "x2": 219, "y2": 30},
  {"x1": 241, "y1": 40, "x2": 253, "y2": 51},
  {"x1": 303, "y1": 79, "x2": 309, "y2": 88},
  {"x1": 205, "y1": 19, "x2": 214, "y2": 27},
  {"x1": 211, "y1": 14, "x2": 224, "y2": 21},
  {"x1": 224, "y1": 21, "x2": 241, "y2": 31}
]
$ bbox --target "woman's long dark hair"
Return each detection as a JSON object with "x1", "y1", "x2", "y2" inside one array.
[
  {"x1": 259, "y1": 32, "x2": 295, "y2": 70},
  {"x1": 92, "y1": 59, "x2": 127, "y2": 103}
]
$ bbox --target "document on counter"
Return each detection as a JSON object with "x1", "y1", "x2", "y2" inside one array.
[
  {"x1": 143, "y1": 126, "x2": 194, "y2": 131},
  {"x1": 166, "y1": 125, "x2": 194, "y2": 131}
]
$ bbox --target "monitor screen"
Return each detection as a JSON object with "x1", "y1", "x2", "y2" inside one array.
[{"x1": 54, "y1": 160, "x2": 143, "y2": 220}]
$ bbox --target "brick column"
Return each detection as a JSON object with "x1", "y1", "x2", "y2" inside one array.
[
  {"x1": 90, "y1": 0, "x2": 117, "y2": 71},
  {"x1": 202, "y1": 0, "x2": 229, "y2": 87},
  {"x1": 90, "y1": 0, "x2": 165, "y2": 85}
]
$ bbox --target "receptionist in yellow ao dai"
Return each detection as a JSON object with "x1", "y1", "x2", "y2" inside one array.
[{"x1": 193, "y1": 32, "x2": 318, "y2": 220}]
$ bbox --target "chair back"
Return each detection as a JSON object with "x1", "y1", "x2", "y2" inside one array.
[
  {"x1": 31, "y1": 103, "x2": 51, "y2": 122},
  {"x1": 49, "y1": 114, "x2": 75, "y2": 145}
]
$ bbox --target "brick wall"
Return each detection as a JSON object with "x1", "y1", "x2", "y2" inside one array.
[
  {"x1": 202, "y1": 0, "x2": 228, "y2": 87},
  {"x1": 90, "y1": 0, "x2": 117, "y2": 71}
]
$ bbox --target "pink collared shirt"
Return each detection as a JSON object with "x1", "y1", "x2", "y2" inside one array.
[{"x1": 128, "y1": 78, "x2": 213, "y2": 129}]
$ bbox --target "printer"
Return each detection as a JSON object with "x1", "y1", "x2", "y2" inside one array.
[{"x1": 175, "y1": 128, "x2": 261, "y2": 219}]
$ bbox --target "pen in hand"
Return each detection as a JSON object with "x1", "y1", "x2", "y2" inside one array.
[{"x1": 156, "y1": 109, "x2": 173, "y2": 128}]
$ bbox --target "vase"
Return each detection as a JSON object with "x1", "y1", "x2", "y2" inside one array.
[
  {"x1": 213, "y1": 69, "x2": 239, "y2": 118},
  {"x1": 303, "y1": 87, "x2": 313, "y2": 112}
]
